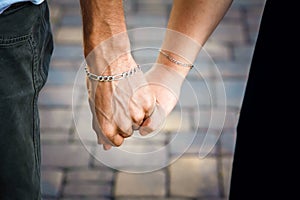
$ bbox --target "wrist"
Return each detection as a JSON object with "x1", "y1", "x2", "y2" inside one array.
[
  {"x1": 108, "y1": 53, "x2": 137, "y2": 74},
  {"x1": 84, "y1": 30, "x2": 134, "y2": 76},
  {"x1": 86, "y1": 53, "x2": 137, "y2": 77},
  {"x1": 156, "y1": 50, "x2": 191, "y2": 78},
  {"x1": 83, "y1": 29, "x2": 129, "y2": 57}
]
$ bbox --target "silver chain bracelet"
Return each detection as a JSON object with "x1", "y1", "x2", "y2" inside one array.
[
  {"x1": 159, "y1": 49, "x2": 194, "y2": 68},
  {"x1": 84, "y1": 65, "x2": 141, "y2": 82}
]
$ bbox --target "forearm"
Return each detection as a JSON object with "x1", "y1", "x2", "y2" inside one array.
[
  {"x1": 80, "y1": 1, "x2": 151, "y2": 148},
  {"x1": 80, "y1": 0, "x2": 129, "y2": 55},
  {"x1": 168, "y1": 0, "x2": 233, "y2": 45},
  {"x1": 79, "y1": 0, "x2": 134, "y2": 73},
  {"x1": 159, "y1": 0, "x2": 233, "y2": 75}
]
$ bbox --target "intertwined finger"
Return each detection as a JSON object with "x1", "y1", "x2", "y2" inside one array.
[{"x1": 139, "y1": 103, "x2": 165, "y2": 136}]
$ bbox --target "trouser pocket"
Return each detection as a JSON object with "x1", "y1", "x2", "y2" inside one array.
[{"x1": 0, "y1": 2, "x2": 53, "y2": 199}]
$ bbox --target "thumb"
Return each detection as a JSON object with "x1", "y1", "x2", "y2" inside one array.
[{"x1": 139, "y1": 104, "x2": 166, "y2": 136}]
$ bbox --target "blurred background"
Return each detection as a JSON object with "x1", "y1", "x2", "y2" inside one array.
[{"x1": 39, "y1": 0, "x2": 265, "y2": 199}]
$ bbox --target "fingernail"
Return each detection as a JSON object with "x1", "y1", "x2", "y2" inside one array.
[{"x1": 103, "y1": 144, "x2": 112, "y2": 150}]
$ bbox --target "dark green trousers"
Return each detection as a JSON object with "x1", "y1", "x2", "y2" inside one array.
[{"x1": 0, "y1": 2, "x2": 53, "y2": 199}]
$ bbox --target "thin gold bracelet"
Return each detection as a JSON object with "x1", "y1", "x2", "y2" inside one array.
[{"x1": 159, "y1": 49, "x2": 194, "y2": 68}]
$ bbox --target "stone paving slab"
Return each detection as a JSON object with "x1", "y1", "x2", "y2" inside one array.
[
  {"x1": 204, "y1": 41, "x2": 232, "y2": 62},
  {"x1": 116, "y1": 198, "x2": 192, "y2": 200},
  {"x1": 39, "y1": 85, "x2": 79, "y2": 107},
  {"x1": 63, "y1": 184, "x2": 111, "y2": 197},
  {"x1": 41, "y1": 144, "x2": 91, "y2": 168},
  {"x1": 130, "y1": 28, "x2": 165, "y2": 48},
  {"x1": 232, "y1": 0, "x2": 266, "y2": 7},
  {"x1": 92, "y1": 144, "x2": 168, "y2": 171},
  {"x1": 169, "y1": 157, "x2": 219, "y2": 198},
  {"x1": 169, "y1": 131, "x2": 218, "y2": 157},
  {"x1": 210, "y1": 22, "x2": 246, "y2": 45},
  {"x1": 179, "y1": 80, "x2": 246, "y2": 110},
  {"x1": 55, "y1": 27, "x2": 83, "y2": 44},
  {"x1": 232, "y1": 45, "x2": 255, "y2": 63},
  {"x1": 48, "y1": 4, "x2": 62, "y2": 26},
  {"x1": 49, "y1": 0, "x2": 81, "y2": 7},
  {"x1": 61, "y1": 198, "x2": 109, "y2": 200},
  {"x1": 72, "y1": 108, "x2": 98, "y2": 143},
  {"x1": 212, "y1": 61, "x2": 251, "y2": 78},
  {"x1": 191, "y1": 52, "x2": 252, "y2": 80},
  {"x1": 124, "y1": 0, "x2": 172, "y2": 17},
  {"x1": 179, "y1": 80, "x2": 212, "y2": 108},
  {"x1": 161, "y1": 110, "x2": 192, "y2": 132},
  {"x1": 41, "y1": 169, "x2": 64, "y2": 197},
  {"x1": 221, "y1": 80, "x2": 247, "y2": 108},
  {"x1": 125, "y1": 15, "x2": 168, "y2": 28},
  {"x1": 122, "y1": 131, "x2": 167, "y2": 146},
  {"x1": 60, "y1": 15, "x2": 83, "y2": 27},
  {"x1": 49, "y1": 59, "x2": 83, "y2": 70},
  {"x1": 132, "y1": 50, "x2": 160, "y2": 66},
  {"x1": 247, "y1": 5, "x2": 265, "y2": 43},
  {"x1": 66, "y1": 168, "x2": 114, "y2": 183},
  {"x1": 222, "y1": 7, "x2": 242, "y2": 22},
  {"x1": 115, "y1": 171, "x2": 166, "y2": 197},
  {"x1": 51, "y1": 45, "x2": 84, "y2": 60},
  {"x1": 46, "y1": 68, "x2": 78, "y2": 85},
  {"x1": 193, "y1": 110, "x2": 238, "y2": 130},
  {"x1": 39, "y1": 108, "x2": 73, "y2": 129},
  {"x1": 220, "y1": 131, "x2": 237, "y2": 156},
  {"x1": 221, "y1": 157, "x2": 234, "y2": 197},
  {"x1": 41, "y1": 129, "x2": 70, "y2": 144},
  {"x1": 196, "y1": 198, "x2": 227, "y2": 200}
]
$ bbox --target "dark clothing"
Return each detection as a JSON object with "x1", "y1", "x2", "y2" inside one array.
[
  {"x1": 229, "y1": 1, "x2": 298, "y2": 199},
  {"x1": 0, "y1": 1, "x2": 53, "y2": 199}
]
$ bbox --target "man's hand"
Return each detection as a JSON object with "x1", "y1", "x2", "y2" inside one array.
[
  {"x1": 87, "y1": 54, "x2": 161, "y2": 150},
  {"x1": 79, "y1": 0, "x2": 159, "y2": 149}
]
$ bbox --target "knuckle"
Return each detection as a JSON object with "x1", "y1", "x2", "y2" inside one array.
[
  {"x1": 131, "y1": 110, "x2": 144, "y2": 124},
  {"x1": 119, "y1": 127, "x2": 133, "y2": 138},
  {"x1": 143, "y1": 97, "x2": 155, "y2": 111},
  {"x1": 101, "y1": 125, "x2": 126, "y2": 147},
  {"x1": 101, "y1": 124, "x2": 116, "y2": 139},
  {"x1": 103, "y1": 129, "x2": 115, "y2": 141}
]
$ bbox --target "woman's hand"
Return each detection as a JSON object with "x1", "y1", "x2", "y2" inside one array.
[{"x1": 140, "y1": 51, "x2": 191, "y2": 132}]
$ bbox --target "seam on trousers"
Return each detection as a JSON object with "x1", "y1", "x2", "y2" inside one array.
[
  {"x1": 0, "y1": 34, "x2": 31, "y2": 47},
  {"x1": 28, "y1": 33, "x2": 40, "y2": 180},
  {"x1": 38, "y1": 2, "x2": 51, "y2": 83}
]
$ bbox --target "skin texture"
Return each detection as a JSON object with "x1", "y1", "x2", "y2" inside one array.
[
  {"x1": 144, "y1": 0, "x2": 233, "y2": 129},
  {"x1": 80, "y1": 0, "x2": 158, "y2": 150},
  {"x1": 79, "y1": 0, "x2": 233, "y2": 150}
]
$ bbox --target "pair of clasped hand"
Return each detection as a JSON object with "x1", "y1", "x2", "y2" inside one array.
[{"x1": 86, "y1": 51, "x2": 190, "y2": 150}]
